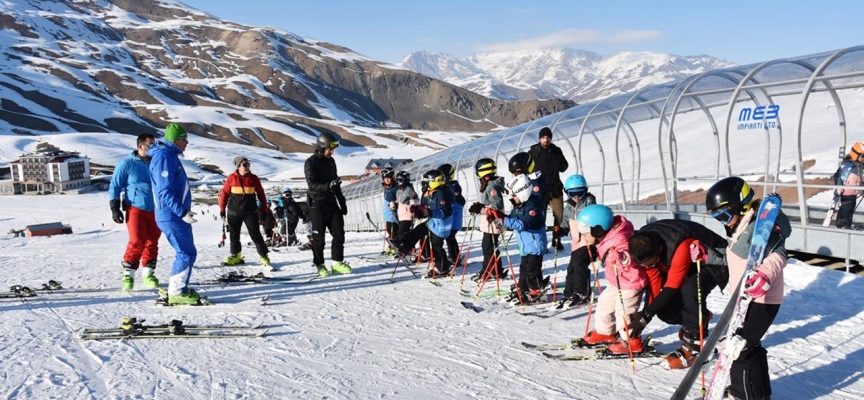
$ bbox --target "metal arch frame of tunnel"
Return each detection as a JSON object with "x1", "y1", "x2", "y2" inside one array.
[{"x1": 794, "y1": 45, "x2": 864, "y2": 225}]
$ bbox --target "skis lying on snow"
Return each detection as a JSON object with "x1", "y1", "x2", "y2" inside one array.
[
  {"x1": 532, "y1": 335, "x2": 660, "y2": 361},
  {"x1": 522, "y1": 335, "x2": 652, "y2": 352},
  {"x1": 671, "y1": 194, "x2": 783, "y2": 400},
  {"x1": 78, "y1": 318, "x2": 267, "y2": 340},
  {"x1": 193, "y1": 272, "x2": 319, "y2": 286},
  {"x1": 0, "y1": 280, "x2": 111, "y2": 300}
]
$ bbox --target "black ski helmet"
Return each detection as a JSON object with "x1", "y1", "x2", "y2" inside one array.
[
  {"x1": 421, "y1": 169, "x2": 446, "y2": 192},
  {"x1": 509, "y1": 152, "x2": 534, "y2": 174},
  {"x1": 475, "y1": 158, "x2": 496, "y2": 179},
  {"x1": 315, "y1": 132, "x2": 341, "y2": 153},
  {"x1": 380, "y1": 168, "x2": 394, "y2": 180},
  {"x1": 705, "y1": 177, "x2": 755, "y2": 221},
  {"x1": 395, "y1": 170, "x2": 410, "y2": 184},
  {"x1": 438, "y1": 163, "x2": 455, "y2": 181}
]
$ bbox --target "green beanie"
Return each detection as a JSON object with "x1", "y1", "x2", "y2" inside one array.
[{"x1": 164, "y1": 123, "x2": 188, "y2": 142}]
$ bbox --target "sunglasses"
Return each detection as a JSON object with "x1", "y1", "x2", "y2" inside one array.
[
  {"x1": 567, "y1": 189, "x2": 586, "y2": 199},
  {"x1": 711, "y1": 206, "x2": 734, "y2": 224},
  {"x1": 241, "y1": 162, "x2": 251, "y2": 168}
]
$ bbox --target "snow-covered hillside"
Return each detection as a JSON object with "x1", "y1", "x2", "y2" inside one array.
[
  {"x1": 399, "y1": 48, "x2": 736, "y2": 102},
  {"x1": 0, "y1": 191, "x2": 862, "y2": 399}
]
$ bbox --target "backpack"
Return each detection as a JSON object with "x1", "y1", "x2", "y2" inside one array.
[{"x1": 833, "y1": 161, "x2": 856, "y2": 194}]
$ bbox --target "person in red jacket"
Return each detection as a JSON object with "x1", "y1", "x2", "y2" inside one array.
[{"x1": 219, "y1": 156, "x2": 271, "y2": 269}]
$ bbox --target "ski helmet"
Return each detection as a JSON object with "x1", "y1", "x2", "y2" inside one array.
[
  {"x1": 507, "y1": 174, "x2": 534, "y2": 204},
  {"x1": 438, "y1": 163, "x2": 455, "y2": 181},
  {"x1": 282, "y1": 187, "x2": 293, "y2": 195},
  {"x1": 850, "y1": 142, "x2": 864, "y2": 161},
  {"x1": 508, "y1": 152, "x2": 535, "y2": 175},
  {"x1": 564, "y1": 174, "x2": 588, "y2": 199},
  {"x1": 421, "y1": 169, "x2": 446, "y2": 192},
  {"x1": 705, "y1": 176, "x2": 755, "y2": 223},
  {"x1": 315, "y1": 132, "x2": 340, "y2": 152},
  {"x1": 577, "y1": 204, "x2": 614, "y2": 237},
  {"x1": 475, "y1": 158, "x2": 496, "y2": 179},
  {"x1": 380, "y1": 168, "x2": 394, "y2": 180},
  {"x1": 395, "y1": 170, "x2": 410, "y2": 185}
]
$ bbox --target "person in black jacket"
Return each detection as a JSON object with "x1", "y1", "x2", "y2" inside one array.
[
  {"x1": 304, "y1": 132, "x2": 351, "y2": 277},
  {"x1": 529, "y1": 127, "x2": 569, "y2": 250}
]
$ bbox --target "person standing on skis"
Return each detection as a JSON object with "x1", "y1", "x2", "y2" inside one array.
[
  {"x1": 147, "y1": 123, "x2": 201, "y2": 305},
  {"x1": 555, "y1": 174, "x2": 597, "y2": 309},
  {"x1": 395, "y1": 169, "x2": 453, "y2": 276},
  {"x1": 381, "y1": 168, "x2": 399, "y2": 255},
  {"x1": 109, "y1": 133, "x2": 161, "y2": 292},
  {"x1": 438, "y1": 163, "x2": 466, "y2": 266},
  {"x1": 529, "y1": 127, "x2": 569, "y2": 251},
  {"x1": 394, "y1": 170, "x2": 420, "y2": 248},
  {"x1": 219, "y1": 156, "x2": 271, "y2": 269},
  {"x1": 280, "y1": 187, "x2": 303, "y2": 246},
  {"x1": 467, "y1": 158, "x2": 506, "y2": 281},
  {"x1": 305, "y1": 132, "x2": 351, "y2": 276}
]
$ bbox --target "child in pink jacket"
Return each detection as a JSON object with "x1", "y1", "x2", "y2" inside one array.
[{"x1": 578, "y1": 205, "x2": 649, "y2": 354}]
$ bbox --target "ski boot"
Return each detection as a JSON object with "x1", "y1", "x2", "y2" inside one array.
[
  {"x1": 581, "y1": 330, "x2": 618, "y2": 346},
  {"x1": 167, "y1": 288, "x2": 203, "y2": 306},
  {"x1": 260, "y1": 255, "x2": 273, "y2": 270},
  {"x1": 142, "y1": 274, "x2": 159, "y2": 289},
  {"x1": 663, "y1": 328, "x2": 703, "y2": 369},
  {"x1": 223, "y1": 253, "x2": 245, "y2": 266},
  {"x1": 555, "y1": 294, "x2": 588, "y2": 310},
  {"x1": 332, "y1": 261, "x2": 353, "y2": 275},
  {"x1": 607, "y1": 336, "x2": 644, "y2": 355},
  {"x1": 298, "y1": 242, "x2": 312, "y2": 251},
  {"x1": 121, "y1": 275, "x2": 134, "y2": 293},
  {"x1": 315, "y1": 264, "x2": 330, "y2": 277}
]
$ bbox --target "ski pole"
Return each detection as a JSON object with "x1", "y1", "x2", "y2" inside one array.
[
  {"x1": 694, "y1": 240, "x2": 707, "y2": 395},
  {"x1": 473, "y1": 231, "x2": 511, "y2": 299},
  {"x1": 452, "y1": 215, "x2": 476, "y2": 280},
  {"x1": 498, "y1": 228, "x2": 525, "y2": 309},
  {"x1": 552, "y1": 227, "x2": 560, "y2": 302},
  {"x1": 218, "y1": 217, "x2": 227, "y2": 248},
  {"x1": 364, "y1": 212, "x2": 418, "y2": 279},
  {"x1": 457, "y1": 216, "x2": 478, "y2": 286},
  {"x1": 584, "y1": 246, "x2": 599, "y2": 337},
  {"x1": 610, "y1": 250, "x2": 636, "y2": 373}
]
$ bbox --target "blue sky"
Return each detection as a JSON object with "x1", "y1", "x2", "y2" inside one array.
[{"x1": 181, "y1": 0, "x2": 863, "y2": 65}]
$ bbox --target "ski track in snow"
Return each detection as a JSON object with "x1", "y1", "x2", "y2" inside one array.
[{"x1": 0, "y1": 194, "x2": 863, "y2": 399}]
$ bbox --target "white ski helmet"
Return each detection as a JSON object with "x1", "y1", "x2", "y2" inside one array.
[{"x1": 507, "y1": 174, "x2": 533, "y2": 204}]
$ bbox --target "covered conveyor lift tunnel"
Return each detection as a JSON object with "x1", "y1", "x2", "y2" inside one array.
[{"x1": 342, "y1": 46, "x2": 864, "y2": 269}]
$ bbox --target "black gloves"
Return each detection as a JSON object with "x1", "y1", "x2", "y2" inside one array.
[
  {"x1": 329, "y1": 180, "x2": 342, "y2": 190},
  {"x1": 468, "y1": 202, "x2": 484, "y2": 215},
  {"x1": 558, "y1": 226, "x2": 570, "y2": 237},
  {"x1": 220, "y1": 210, "x2": 226, "y2": 219},
  {"x1": 109, "y1": 199, "x2": 124, "y2": 224},
  {"x1": 421, "y1": 206, "x2": 431, "y2": 219},
  {"x1": 342, "y1": 205, "x2": 348, "y2": 216},
  {"x1": 627, "y1": 311, "x2": 651, "y2": 338}
]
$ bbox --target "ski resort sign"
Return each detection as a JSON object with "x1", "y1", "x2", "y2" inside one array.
[{"x1": 736, "y1": 105, "x2": 780, "y2": 130}]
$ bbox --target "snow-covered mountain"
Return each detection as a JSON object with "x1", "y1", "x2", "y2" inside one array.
[{"x1": 399, "y1": 48, "x2": 737, "y2": 102}]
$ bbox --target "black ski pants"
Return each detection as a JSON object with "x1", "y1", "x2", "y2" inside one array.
[
  {"x1": 836, "y1": 194, "x2": 858, "y2": 228},
  {"x1": 654, "y1": 266, "x2": 721, "y2": 336},
  {"x1": 310, "y1": 206, "x2": 345, "y2": 266},
  {"x1": 400, "y1": 224, "x2": 449, "y2": 270},
  {"x1": 480, "y1": 232, "x2": 502, "y2": 276},
  {"x1": 228, "y1": 212, "x2": 267, "y2": 257},
  {"x1": 446, "y1": 229, "x2": 459, "y2": 263},
  {"x1": 729, "y1": 303, "x2": 780, "y2": 400},
  {"x1": 564, "y1": 246, "x2": 592, "y2": 299},
  {"x1": 518, "y1": 254, "x2": 543, "y2": 294},
  {"x1": 385, "y1": 222, "x2": 398, "y2": 242}
]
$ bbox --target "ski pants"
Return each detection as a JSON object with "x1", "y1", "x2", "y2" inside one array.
[
  {"x1": 480, "y1": 232, "x2": 502, "y2": 276},
  {"x1": 310, "y1": 207, "x2": 345, "y2": 266},
  {"x1": 518, "y1": 254, "x2": 543, "y2": 294},
  {"x1": 401, "y1": 224, "x2": 449, "y2": 270},
  {"x1": 564, "y1": 246, "x2": 592, "y2": 299},
  {"x1": 228, "y1": 212, "x2": 268, "y2": 257},
  {"x1": 397, "y1": 220, "x2": 413, "y2": 243},
  {"x1": 836, "y1": 194, "x2": 858, "y2": 229},
  {"x1": 546, "y1": 195, "x2": 564, "y2": 228},
  {"x1": 594, "y1": 287, "x2": 642, "y2": 338},
  {"x1": 385, "y1": 222, "x2": 398, "y2": 242},
  {"x1": 123, "y1": 206, "x2": 161, "y2": 267},
  {"x1": 729, "y1": 303, "x2": 781, "y2": 400},
  {"x1": 445, "y1": 229, "x2": 459, "y2": 263},
  {"x1": 654, "y1": 266, "x2": 720, "y2": 336},
  {"x1": 157, "y1": 218, "x2": 196, "y2": 296}
]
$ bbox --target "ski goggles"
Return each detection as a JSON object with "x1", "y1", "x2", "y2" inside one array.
[
  {"x1": 325, "y1": 140, "x2": 340, "y2": 149},
  {"x1": 710, "y1": 206, "x2": 735, "y2": 224},
  {"x1": 566, "y1": 188, "x2": 587, "y2": 199}
]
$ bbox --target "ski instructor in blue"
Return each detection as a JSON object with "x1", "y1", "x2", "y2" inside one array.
[{"x1": 147, "y1": 123, "x2": 202, "y2": 305}]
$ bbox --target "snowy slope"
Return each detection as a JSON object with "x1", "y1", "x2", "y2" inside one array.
[{"x1": 0, "y1": 193, "x2": 862, "y2": 399}]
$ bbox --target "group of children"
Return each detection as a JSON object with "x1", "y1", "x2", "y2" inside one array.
[{"x1": 380, "y1": 156, "x2": 788, "y2": 400}]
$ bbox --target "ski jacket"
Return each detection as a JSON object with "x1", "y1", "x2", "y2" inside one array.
[
  {"x1": 503, "y1": 199, "x2": 546, "y2": 256},
  {"x1": 446, "y1": 181, "x2": 465, "y2": 230},
  {"x1": 147, "y1": 139, "x2": 191, "y2": 223},
  {"x1": 478, "y1": 177, "x2": 505, "y2": 234},
  {"x1": 109, "y1": 151, "x2": 155, "y2": 212},
  {"x1": 836, "y1": 160, "x2": 864, "y2": 196},
  {"x1": 421, "y1": 189, "x2": 453, "y2": 238},
  {"x1": 529, "y1": 142, "x2": 569, "y2": 197},
  {"x1": 560, "y1": 193, "x2": 597, "y2": 249},
  {"x1": 296, "y1": 201, "x2": 310, "y2": 222},
  {"x1": 219, "y1": 171, "x2": 267, "y2": 217},
  {"x1": 528, "y1": 171, "x2": 547, "y2": 204},
  {"x1": 726, "y1": 205, "x2": 791, "y2": 305},
  {"x1": 304, "y1": 152, "x2": 343, "y2": 213},
  {"x1": 639, "y1": 219, "x2": 728, "y2": 318},
  {"x1": 396, "y1": 184, "x2": 419, "y2": 222},
  {"x1": 284, "y1": 200, "x2": 304, "y2": 223},
  {"x1": 595, "y1": 215, "x2": 646, "y2": 291},
  {"x1": 382, "y1": 184, "x2": 398, "y2": 223}
]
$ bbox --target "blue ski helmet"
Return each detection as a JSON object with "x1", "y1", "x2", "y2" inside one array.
[
  {"x1": 577, "y1": 204, "x2": 614, "y2": 237},
  {"x1": 564, "y1": 174, "x2": 588, "y2": 199}
]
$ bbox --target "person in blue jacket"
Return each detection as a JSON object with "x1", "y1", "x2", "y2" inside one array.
[
  {"x1": 381, "y1": 168, "x2": 399, "y2": 255},
  {"x1": 394, "y1": 169, "x2": 453, "y2": 276},
  {"x1": 109, "y1": 133, "x2": 160, "y2": 292},
  {"x1": 147, "y1": 123, "x2": 202, "y2": 305},
  {"x1": 488, "y1": 174, "x2": 549, "y2": 303},
  {"x1": 438, "y1": 163, "x2": 466, "y2": 266}
]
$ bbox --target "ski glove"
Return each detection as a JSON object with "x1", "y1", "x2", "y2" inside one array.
[
  {"x1": 421, "y1": 206, "x2": 432, "y2": 219},
  {"x1": 689, "y1": 241, "x2": 708, "y2": 263},
  {"x1": 109, "y1": 199, "x2": 124, "y2": 224},
  {"x1": 219, "y1": 210, "x2": 226, "y2": 219},
  {"x1": 558, "y1": 226, "x2": 570, "y2": 238},
  {"x1": 329, "y1": 180, "x2": 341, "y2": 190},
  {"x1": 604, "y1": 247, "x2": 630, "y2": 267},
  {"x1": 626, "y1": 311, "x2": 651, "y2": 338},
  {"x1": 388, "y1": 201, "x2": 398, "y2": 211},
  {"x1": 743, "y1": 270, "x2": 771, "y2": 298},
  {"x1": 486, "y1": 208, "x2": 503, "y2": 223},
  {"x1": 182, "y1": 210, "x2": 198, "y2": 224},
  {"x1": 468, "y1": 202, "x2": 484, "y2": 215}
]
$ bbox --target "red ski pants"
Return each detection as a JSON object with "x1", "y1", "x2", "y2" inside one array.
[{"x1": 123, "y1": 207, "x2": 161, "y2": 267}]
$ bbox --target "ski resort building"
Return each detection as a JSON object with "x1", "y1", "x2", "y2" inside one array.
[
  {"x1": 8, "y1": 147, "x2": 91, "y2": 195},
  {"x1": 345, "y1": 46, "x2": 864, "y2": 269}
]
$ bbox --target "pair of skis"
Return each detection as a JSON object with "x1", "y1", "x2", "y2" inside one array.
[
  {"x1": 78, "y1": 318, "x2": 267, "y2": 340},
  {"x1": 522, "y1": 335, "x2": 660, "y2": 361}
]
